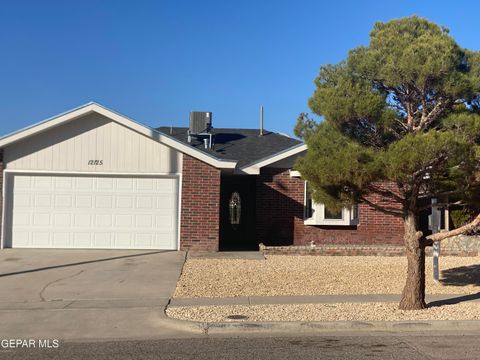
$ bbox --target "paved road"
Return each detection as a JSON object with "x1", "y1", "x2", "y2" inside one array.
[{"x1": 2, "y1": 333, "x2": 480, "y2": 359}]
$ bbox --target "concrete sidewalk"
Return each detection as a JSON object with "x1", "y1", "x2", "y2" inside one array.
[
  {"x1": 165, "y1": 293, "x2": 480, "y2": 335},
  {"x1": 169, "y1": 293, "x2": 480, "y2": 307}
]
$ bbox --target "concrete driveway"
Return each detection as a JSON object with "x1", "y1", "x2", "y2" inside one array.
[
  {"x1": 0, "y1": 249, "x2": 185, "y2": 308},
  {"x1": 0, "y1": 249, "x2": 189, "y2": 340}
]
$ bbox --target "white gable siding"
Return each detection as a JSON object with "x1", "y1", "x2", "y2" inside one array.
[{"x1": 4, "y1": 113, "x2": 182, "y2": 174}]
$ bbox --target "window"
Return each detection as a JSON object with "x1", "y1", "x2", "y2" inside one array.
[
  {"x1": 324, "y1": 207, "x2": 343, "y2": 220},
  {"x1": 229, "y1": 191, "x2": 241, "y2": 230},
  {"x1": 304, "y1": 182, "x2": 359, "y2": 226}
]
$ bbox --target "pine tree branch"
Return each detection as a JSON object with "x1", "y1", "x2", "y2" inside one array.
[
  {"x1": 366, "y1": 184, "x2": 405, "y2": 202},
  {"x1": 427, "y1": 213, "x2": 480, "y2": 241},
  {"x1": 359, "y1": 195, "x2": 404, "y2": 216},
  {"x1": 416, "y1": 98, "x2": 452, "y2": 131}
]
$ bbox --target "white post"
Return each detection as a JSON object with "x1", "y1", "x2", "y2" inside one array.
[{"x1": 431, "y1": 198, "x2": 441, "y2": 283}]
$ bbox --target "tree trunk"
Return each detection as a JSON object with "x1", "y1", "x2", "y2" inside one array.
[{"x1": 399, "y1": 211, "x2": 427, "y2": 310}]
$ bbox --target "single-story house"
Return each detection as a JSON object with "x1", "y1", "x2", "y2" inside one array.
[{"x1": 0, "y1": 102, "x2": 405, "y2": 251}]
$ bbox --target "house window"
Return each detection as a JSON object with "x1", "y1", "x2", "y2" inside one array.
[
  {"x1": 229, "y1": 191, "x2": 241, "y2": 230},
  {"x1": 304, "y1": 182, "x2": 359, "y2": 226},
  {"x1": 324, "y1": 207, "x2": 343, "y2": 220}
]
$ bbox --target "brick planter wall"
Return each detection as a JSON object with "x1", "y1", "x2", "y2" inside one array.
[
  {"x1": 180, "y1": 154, "x2": 221, "y2": 251},
  {"x1": 259, "y1": 243, "x2": 478, "y2": 256},
  {"x1": 256, "y1": 168, "x2": 404, "y2": 246}
]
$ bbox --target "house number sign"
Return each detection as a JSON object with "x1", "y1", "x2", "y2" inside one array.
[{"x1": 88, "y1": 160, "x2": 104, "y2": 166}]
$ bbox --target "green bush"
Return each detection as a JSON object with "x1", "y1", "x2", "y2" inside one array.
[{"x1": 450, "y1": 208, "x2": 472, "y2": 229}]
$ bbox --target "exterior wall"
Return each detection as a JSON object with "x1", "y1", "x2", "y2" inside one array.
[
  {"x1": 256, "y1": 168, "x2": 404, "y2": 246},
  {"x1": 180, "y1": 154, "x2": 221, "y2": 251},
  {"x1": 4, "y1": 113, "x2": 181, "y2": 174},
  {"x1": 0, "y1": 150, "x2": 3, "y2": 244}
]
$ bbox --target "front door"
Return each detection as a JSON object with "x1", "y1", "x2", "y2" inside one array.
[{"x1": 219, "y1": 176, "x2": 256, "y2": 250}]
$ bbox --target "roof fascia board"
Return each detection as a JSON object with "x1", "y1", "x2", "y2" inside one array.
[
  {"x1": 0, "y1": 103, "x2": 237, "y2": 169},
  {"x1": 239, "y1": 143, "x2": 307, "y2": 175}
]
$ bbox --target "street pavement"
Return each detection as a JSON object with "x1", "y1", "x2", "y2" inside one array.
[
  {"x1": 2, "y1": 249, "x2": 480, "y2": 360},
  {"x1": 2, "y1": 333, "x2": 480, "y2": 359}
]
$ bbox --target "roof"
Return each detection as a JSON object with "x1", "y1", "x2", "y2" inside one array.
[
  {"x1": 0, "y1": 102, "x2": 237, "y2": 169},
  {"x1": 0, "y1": 102, "x2": 307, "y2": 174},
  {"x1": 157, "y1": 127, "x2": 304, "y2": 169}
]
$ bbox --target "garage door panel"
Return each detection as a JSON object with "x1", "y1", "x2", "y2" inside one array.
[
  {"x1": 73, "y1": 233, "x2": 92, "y2": 247},
  {"x1": 135, "y1": 233, "x2": 154, "y2": 247},
  {"x1": 14, "y1": 194, "x2": 31, "y2": 208},
  {"x1": 35, "y1": 194, "x2": 52, "y2": 208},
  {"x1": 9, "y1": 174, "x2": 178, "y2": 249},
  {"x1": 55, "y1": 177, "x2": 73, "y2": 189},
  {"x1": 53, "y1": 232, "x2": 70, "y2": 247},
  {"x1": 33, "y1": 177, "x2": 52, "y2": 189},
  {"x1": 32, "y1": 232, "x2": 50, "y2": 246},
  {"x1": 75, "y1": 177, "x2": 94, "y2": 190}
]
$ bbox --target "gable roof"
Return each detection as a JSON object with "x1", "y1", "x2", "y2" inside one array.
[
  {"x1": 0, "y1": 102, "x2": 306, "y2": 173},
  {"x1": 157, "y1": 127, "x2": 305, "y2": 171},
  {"x1": 0, "y1": 102, "x2": 237, "y2": 169}
]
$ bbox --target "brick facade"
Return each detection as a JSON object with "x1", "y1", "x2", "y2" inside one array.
[
  {"x1": 180, "y1": 154, "x2": 221, "y2": 251},
  {"x1": 256, "y1": 168, "x2": 404, "y2": 247}
]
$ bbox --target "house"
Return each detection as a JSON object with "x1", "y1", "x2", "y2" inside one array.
[{"x1": 0, "y1": 103, "x2": 403, "y2": 252}]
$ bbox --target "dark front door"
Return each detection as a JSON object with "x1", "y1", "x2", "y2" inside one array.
[{"x1": 219, "y1": 175, "x2": 256, "y2": 250}]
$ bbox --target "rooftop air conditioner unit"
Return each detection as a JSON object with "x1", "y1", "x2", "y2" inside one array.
[
  {"x1": 189, "y1": 111, "x2": 212, "y2": 134},
  {"x1": 188, "y1": 111, "x2": 213, "y2": 149}
]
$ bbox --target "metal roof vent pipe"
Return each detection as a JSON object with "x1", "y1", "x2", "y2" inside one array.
[{"x1": 260, "y1": 105, "x2": 264, "y2": 136}]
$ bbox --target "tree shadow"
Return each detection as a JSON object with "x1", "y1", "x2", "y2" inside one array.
[
  {"x1": 428, "y1": 292, "x2": 480, "y2": 307},
  {"x1": 440, "y1": 264, "x2": 480, "y2": 287},
  {"x1": 425, "y1": 265, "x2": 480, "y2": 308}
]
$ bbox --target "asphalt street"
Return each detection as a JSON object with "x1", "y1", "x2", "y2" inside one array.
[{"x1": 2, "y1": 333, "x2": 480, "y2": 360}]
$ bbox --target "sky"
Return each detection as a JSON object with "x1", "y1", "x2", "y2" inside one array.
[{"x1": 1, "y1": 0, "x2": 479, "y2": 137}]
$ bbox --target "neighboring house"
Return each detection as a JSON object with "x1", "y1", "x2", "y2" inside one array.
[{"x1": 0, "y1": 103, "x2": 403, "y2": 252}]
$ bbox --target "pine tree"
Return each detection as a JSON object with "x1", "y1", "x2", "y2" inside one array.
[{"x1": 295, "y1": 16, "x2": 480, "y2": 310}]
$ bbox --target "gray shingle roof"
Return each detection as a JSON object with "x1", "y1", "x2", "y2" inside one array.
[{"x1": 157, "y1": 127, "x2": 302, "y2": 168}]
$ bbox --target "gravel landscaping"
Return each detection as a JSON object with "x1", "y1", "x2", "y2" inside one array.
[
  {"x1": 174, "y1": 255, "x2": 480, "y2": 298},
  {"x1": 166, "y1": 302, "x2": 480, "y2": 322}
]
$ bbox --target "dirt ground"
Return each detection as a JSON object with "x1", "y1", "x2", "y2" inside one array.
[{"x1": 174, "y1": 255, "x2": 480, "y2": 298}]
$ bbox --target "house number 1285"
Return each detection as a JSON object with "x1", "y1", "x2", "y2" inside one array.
[{"x1": 88, "y1": 160, "x2": 104, "y2": 165}]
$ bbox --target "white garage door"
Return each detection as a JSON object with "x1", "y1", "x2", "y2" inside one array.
[{"x1": 8, "y1": 174, "x2": 178, "y2": 249}]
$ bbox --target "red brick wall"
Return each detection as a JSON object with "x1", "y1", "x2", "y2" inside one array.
[
  {"x1": 180, "y1": 154, "x2": 221, "y2": 251},
  {"x1": 256, "y1": 168, "x2": 404, "y2": 246}
]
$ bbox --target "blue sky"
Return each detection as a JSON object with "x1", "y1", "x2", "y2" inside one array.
[{"x1": 1, "y1": 0, "x2": 479, "y2": 137}]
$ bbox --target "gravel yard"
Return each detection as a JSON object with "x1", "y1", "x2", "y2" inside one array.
[
  {"x1": 174, "y1": 255, "x2": 480, "y2": 298},
  {"x1": 166, "y1": 302, "x2": 480, "y2": 322}
]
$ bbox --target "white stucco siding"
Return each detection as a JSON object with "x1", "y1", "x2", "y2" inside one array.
[{"x1": 4, "y1": 113, "x2": 182, "y2": 174}]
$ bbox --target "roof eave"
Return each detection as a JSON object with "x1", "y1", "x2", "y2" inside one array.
[
  {"x1": 238, "y1": 143, "x2": 307, "y2": 175},
  {"x1": 0, "y1": 102, "x2": 237, "y2": 170}
]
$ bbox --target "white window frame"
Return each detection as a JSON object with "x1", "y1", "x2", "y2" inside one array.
[{"x1": 303, "y1": 181, "x2": 359, "y2": 226}]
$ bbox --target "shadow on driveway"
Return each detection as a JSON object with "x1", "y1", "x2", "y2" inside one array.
[{"x1": 0, "y1": 250, "x2": 172, "y2": 278}]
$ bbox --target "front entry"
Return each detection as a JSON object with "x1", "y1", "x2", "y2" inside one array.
[{"x1": 219, "y1": 175, "x2": 256, "y2": 250}]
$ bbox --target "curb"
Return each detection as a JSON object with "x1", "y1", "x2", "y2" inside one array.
[{"x1": 161, "y1": 314, "x2": 480, "y2": 335}]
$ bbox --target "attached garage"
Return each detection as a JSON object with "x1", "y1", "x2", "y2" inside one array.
[
  {"x1": 4, "y1": 174, "x2": 178, "y2": 249},
  {"x1": 0, "y1": 103, "x2": 211, "y2": 250},
  {"x1": 0, "y1": 103, "x2": 237, "y2": 251}
]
